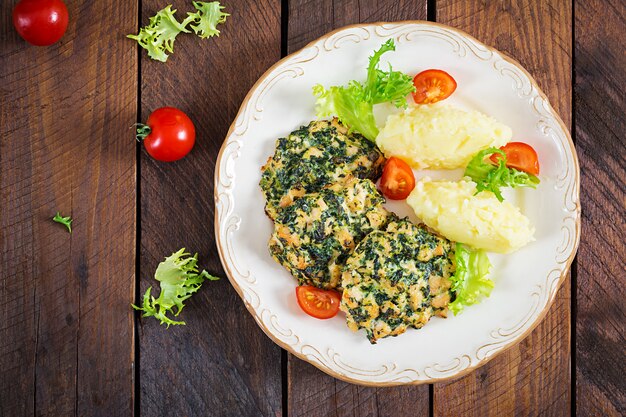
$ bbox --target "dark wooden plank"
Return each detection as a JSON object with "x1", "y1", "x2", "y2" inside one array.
[
  {"x1": 289, "y1": 360, "x2": 432, "y2": 417},
  {"x1": 434, "y1": 1, "x2": 572, "y2": 416},
  {"x1": 288, "y1": 0, "x2": 428, "y2": 52},
  {"x1": 0, "y1": 1, "x2": 137, "y2": 416},
  {"x1": 137, "y1": 1, "x2": 282, "y2": 416},
  {"x1": 286, "y1": 2, "x2": 430, "y2": 416},
  {"x1": 575, "y1": 1, "x2": 626, "y2": 415}
]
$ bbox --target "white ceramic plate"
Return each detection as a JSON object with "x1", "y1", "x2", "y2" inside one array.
[{"x1": 214, "y1": 22, "x2": 580, "y2": 385}]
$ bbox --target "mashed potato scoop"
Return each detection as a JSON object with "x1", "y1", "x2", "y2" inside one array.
[
  {"x1": 407, "y1": 177, "x2": 534, "y2": 253},
  {"x1": 376, "y1": 104, "x2": 512, "y2": 170}
]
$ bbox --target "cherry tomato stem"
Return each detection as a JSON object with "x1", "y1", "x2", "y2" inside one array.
[{"x1": 134, "y1": 124, "x2": 151, "y2": 141}]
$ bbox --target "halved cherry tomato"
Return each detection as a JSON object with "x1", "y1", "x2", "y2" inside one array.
[
  {"x1": 295, "y1": 285, "x2": 341, "y2": 319},
  {"x1": 490, "y1": 142, "x2": 540, "y2": 175},
  {"x1": 412, "y1": 69, "x2": 457, "y2": 104},
  {"x1": 379, "y1": 157, "x2": 415, "y2": 200}
]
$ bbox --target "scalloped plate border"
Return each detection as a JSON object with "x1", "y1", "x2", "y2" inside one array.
[{"x1": 214, "y1": 21, "x2": 580, "y2": 386}]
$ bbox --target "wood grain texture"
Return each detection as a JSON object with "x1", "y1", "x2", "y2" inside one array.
[
  {"x1": 288, "y1": 0, "x2": 429, "y2": 53},
  {"x1": 575, "y1": 0, "x2": 626, "y2": 415},
  {"x1": 286, "y1": 2, "x2": 430, "y2": 417},
  {"x1": 0, "y1": 1, "x2": 137, "y2": 416},
  {"x1": 137, "y1": 1, "x2": 282, "y2": 416},
  {"x1": 434, "y1": 1, "x2": 572, "y2": 416},
  {"x1": 288, "y1": 360, "x2": 431, "y2": 417}
]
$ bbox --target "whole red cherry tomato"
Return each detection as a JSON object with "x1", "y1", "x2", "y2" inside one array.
[
  {"x1": 136, "y1": 107, "x2": 196, "y2": 162},
  {"x1": 13, "y1": 0, "x2": 69, "y2": 46}
]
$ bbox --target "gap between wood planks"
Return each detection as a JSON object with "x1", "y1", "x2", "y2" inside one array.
[
  {"x1": 570, "y1": 1, "x2": 577, "y2": 416},
  {"x1": 281, "y1": 1, "x2": 290, "y2": 416},
  {"x1": 134, "y1": 0, "x2": 142, "y2": 416},
  {"x1": 426, "y1": 3, "x2": 436, "y2": 416},
  {"x1": 277, "y1": 1, "x2": 441, "y2": 416}
]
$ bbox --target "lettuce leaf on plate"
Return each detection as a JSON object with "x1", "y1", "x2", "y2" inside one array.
[
  {"x1": 313, "y1": 39, "x2": 415, "y2": 141},
  {"x1": 449, "y1": 243, "x2": 494, "y2": 315},
  {"x1": 464, "y1": 147, "x2": 540, "y2": 202}
]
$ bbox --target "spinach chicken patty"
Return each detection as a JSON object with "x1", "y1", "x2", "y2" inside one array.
[
  {"x1": 260, "y1": 119, "x2": 385, "y2": 220},
  {"x1": 341, "y1": 217, "x2": 455, "y2": 343},
  {"x1": 262, "y1": 119, "x2": 456, "y2": 343},
  {"x1": 269, "y1": 177, "x2": 389, "y2": 290}
]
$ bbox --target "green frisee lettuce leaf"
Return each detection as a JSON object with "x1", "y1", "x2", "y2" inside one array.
[
  {"x1": 132, "y1": 248, "x2": 219, "y2": 326},
  {"x1": 449, "y1": 243, "x2": 494, "y2": 315},
  {"x1": 313, "y1": 83, "x2": 378, "y2": 141},
  {"x1": 128, "y1": 2, "x2": 228, "y2": 62},
  {"x1": 313, "y1": 39, "x2": 415, "y2": 141},
  {"x1": 52, "y1": 212, "x2": 72, "y2": 233},
  {"x1": 464, "y1": 147, "x2": 540, "y2": 202},
  {"x1": 365, "y1": 40, "x2": 416, "y2": 106},
  {"x1": 127, "y1": 5, "x2": 190, "y2": 62},
  {"x1": 186, "y1": 1, "x2": 229, "y2": 39}
]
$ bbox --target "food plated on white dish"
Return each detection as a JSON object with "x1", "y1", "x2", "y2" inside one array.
[{"x1": 215, "y1": 22, "x2": 579, "y2": 385}]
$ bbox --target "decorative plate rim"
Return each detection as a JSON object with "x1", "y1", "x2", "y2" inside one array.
[{"x1": 213, "y1": 20, "x2": 581, "y2": 386}]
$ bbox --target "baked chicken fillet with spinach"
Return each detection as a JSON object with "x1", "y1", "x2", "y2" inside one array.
[
  {"x1": 260, "y1": 119, "x2": 385, "y2": 220},
  {"x1": 341, "y1": 217, "x2": 455, "y2": 343},
  {"x1": 269, "y1": 177, "x2": 389, "y2": 290}
]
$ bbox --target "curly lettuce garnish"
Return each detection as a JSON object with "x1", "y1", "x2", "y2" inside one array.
[
  {"x1": 128, "y1": 2, "x2": 228, "y2": 62},
  {"x1": 313, "y1": 83, "x2": 378, "y2": 140},
  {"x1": 186, "y1": 1, "x2": 229, "y2": 39},
  {"x1": 127, "y1": 5, "x2": 189, "y2": 62},
  {"x1": 464, "y1": 148, "x2": 540, "y2": 202},
  {"x1": 52, "y1": 212, "x2": 73, "y2": 233},
  {"x1": 132, "y1": 249, "x2": 219, "y2": 326},
  {"x1": 449, "y1": 243, "x2": 494, "y2": 315},
  {"x1": 313, "y1": 39, "x2": 415, "y2": 141}
]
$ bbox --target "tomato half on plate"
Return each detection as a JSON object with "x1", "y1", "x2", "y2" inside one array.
[
  {"x1": 412, "y1": 69, "x2": 457, "y2": 104},
  {"x1": 490, "y1": 142, "x2": 540, "y2": 175},
  {"x1": 295, "y1": 285, "x2": 341, "y2": 319},
  {"x1": 379, "y1": 157, "x2": 416, "y2": 200}
]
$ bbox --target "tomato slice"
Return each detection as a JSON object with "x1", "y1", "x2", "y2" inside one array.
[
  {"x1": 295, "y1": 285, "x2": 341, "y2": 319},
  {"x1": 412, "y1": 69, "x2": 457, "y2": 104},
  {"x1": 490, "y1": 142, "x2": 540, "y2": 175},
  {"x1": 379, "y1": 157, "x2": 416, "y2": 200}
]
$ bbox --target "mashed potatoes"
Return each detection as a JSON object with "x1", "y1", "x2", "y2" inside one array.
[
  {"x1": 376, "y1": 104, "x2": 512, "y2": 169},
  {"x1": 407, "y1": 178, "x2": 534, "y2": 253}
]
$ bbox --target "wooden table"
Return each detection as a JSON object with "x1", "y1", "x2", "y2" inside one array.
[{"x1": 1, "y1": 0, "x2": 623, "y2": 416}]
